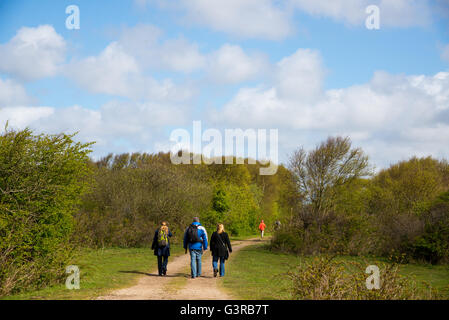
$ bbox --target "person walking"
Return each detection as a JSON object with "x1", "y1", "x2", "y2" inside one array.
[
  {"x1": 151, "y1": 221, "x2": 173, "y2": 276},
  {"x1": 183, "y1": 217, "x2": 208, "y2": 279},
  {"x1": 274, "y1": 220, "x2": 281, "y2": 231},
  {"x1": 210, "y1": 224, "x2": 232, "y2": 278},
  {"x1": 258, "y1": 220, "x2": 266, "y2": 239}
]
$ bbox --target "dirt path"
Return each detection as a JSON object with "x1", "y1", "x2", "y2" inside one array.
[{"x1": 98, "y1": 238, "x2": 264, "y2": 300}]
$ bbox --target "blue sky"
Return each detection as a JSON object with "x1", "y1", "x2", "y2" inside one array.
[{"x1": 0, "y1": 0, "x2": 449, "y2": 168}]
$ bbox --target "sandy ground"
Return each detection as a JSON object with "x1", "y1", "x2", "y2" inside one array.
[{"x1": 97, "y1": 238, "x2": 264, "y2": 300}]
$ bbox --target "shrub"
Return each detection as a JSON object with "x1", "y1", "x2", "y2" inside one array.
[
  {"x1": 270, "y1": 228, "x2": 304, "y2": 254},
  {"x1": 0, "y1": 127, "x2": 92, "y2": 296},
  {"x1": 270, "y1": 211, "x2": 375, "y2": 256},
  {"x1": 74, "y1": 158, "x2": 212, "y2": 247},
  {"x1": 288, "y1": 256, "x2": 439, "y2": 300},
  {"x1": 369, "y1": 157, "x2": 449, "y2": 260},
  {"x1": 411, "y1": 192, "x2": 449, "y2": 264}
]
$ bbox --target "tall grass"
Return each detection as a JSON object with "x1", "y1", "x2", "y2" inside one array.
[{"x1": 288, "y1": 256, "x2": 440, "y2": 300}]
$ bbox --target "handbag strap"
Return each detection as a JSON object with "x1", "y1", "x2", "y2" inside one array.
[{"x1": 216, "y1": 232, "x2": 227, "y2": 248}]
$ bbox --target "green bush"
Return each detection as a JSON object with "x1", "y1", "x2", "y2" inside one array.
[
  {"x1": 411, "y1": 192, "x2": 449, "y2": 264},
  {"x1": 270, "y1": 228, "x2": 304, "y2": 253},
  {"x1": 271, "y1": 211, "x2": 375, "y2": 256},
  {"x1": 0, "y1": 126, "x2": 92, "y2": 296}
]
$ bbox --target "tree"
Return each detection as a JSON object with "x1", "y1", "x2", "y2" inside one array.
[
  {"x1": 212, "y1": 186, "x2": 229, "y2": 220},
  {"x1": 288, "y1": 136, "x2": 370, "y2": 228}
]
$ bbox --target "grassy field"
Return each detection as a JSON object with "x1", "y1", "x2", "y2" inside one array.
[
  {"x1": 3, "y1": 244, "x2": 184, "y2": 300},
  {"x1": 220, "y1": 243, "x2": 449, "y2": 300}
]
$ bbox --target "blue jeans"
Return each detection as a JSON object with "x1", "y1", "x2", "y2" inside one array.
[
  {"x1": 212, "y1": 255, "x2": 226, "y2": 277},
  {"x1": 190, "y1": 249, "x2": 203, "y2": 278},
  {"x1": 157, "y1": 255, "x2": 168, "y2": 275}
]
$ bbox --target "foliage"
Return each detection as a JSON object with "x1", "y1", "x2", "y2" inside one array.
[
  {"x1": 275, "y1": 141, "x2": 449, "y2": 264},
  {"x1": 74, "y1": 153, "x2": 212, "y2": 246},
  {"x1": 411, "y1": 191, "x2": 449, "y2": 264},
  {"x1": 3, "y1": 128, "x2": 449, "y2": 298},
  {"x1": 0, "y1": 126, "x2": 92, "y2": 296},
  {"x1": 273, "y1": 136, "x2": 373, "y2": 256},
  {"x1": 74, "y1": 153, "x2": 282, "y2": 245},
  {"x1": 369, "y1": 157, "x2": 449, "y2": 261},
  {"x1": 288, "y1": 136, "x2": 371, "y2": 228}
]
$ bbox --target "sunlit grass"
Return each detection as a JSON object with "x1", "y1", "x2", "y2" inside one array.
[
  {"x1": 3, "y1": 245, "x2": 184, "y2": 300},
  {"x1": 221, "y1": 244, "x2": 449, "y2": 300}
]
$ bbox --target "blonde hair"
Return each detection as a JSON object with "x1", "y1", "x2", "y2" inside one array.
[
  {"x1": 217, "y1": 223, "x2": 224, "y2": 234},
  {"x1": 160, "y1": 221, "x2": 168, "y2": 234}
]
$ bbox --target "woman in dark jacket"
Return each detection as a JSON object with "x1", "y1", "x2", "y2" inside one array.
[
  {"x1": 210, "y1": 223, "x2": 232, "y2": 277},
  {"x1": 151, "y1": 221, "x2": 173, "y2": 276}
]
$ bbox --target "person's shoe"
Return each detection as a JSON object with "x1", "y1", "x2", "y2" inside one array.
[
  {"x1": 163, "y1": 270, "x2": 167, "y2": 276},
  {"x1": 214, "y1": 269, "x2": 218, "y2": 277}
]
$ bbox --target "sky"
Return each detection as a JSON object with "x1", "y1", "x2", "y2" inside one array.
[{"x1": 0, "y1": 0, "x2": 449, "y2": 169}]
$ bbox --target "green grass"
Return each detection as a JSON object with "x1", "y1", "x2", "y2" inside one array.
[
  {"x1": 230, "y1": 233, "x2": 268, "y2": 241},
  {"x1": 221, "y1": 243, "x2": 301, "y2": 299},
  {"x1": 221, "y1": 244, "x2": 449, "y2": 300},
  {"x1": 3, "y1": 244, "x2": 184, "y2": 300}
]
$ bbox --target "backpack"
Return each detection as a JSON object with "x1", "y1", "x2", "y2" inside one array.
[
  {"x1": 187, "y1": 224, "x2": 202, "y2": 243},
  {"x1": 158, "y1": 229, "x2": 168, "y2": 247}
]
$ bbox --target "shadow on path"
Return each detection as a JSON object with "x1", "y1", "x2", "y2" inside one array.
[{"x1": 118, "y1": 270, "x2": 186, "y2": 278}]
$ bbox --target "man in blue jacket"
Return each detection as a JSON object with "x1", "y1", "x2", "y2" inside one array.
[{"x1": 183, "y1": 217, "x2": 208, "y2": 279}]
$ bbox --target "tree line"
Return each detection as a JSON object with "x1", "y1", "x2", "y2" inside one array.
[{"x1": 1, "y1": 127, "x2": 448, "y2": 296}]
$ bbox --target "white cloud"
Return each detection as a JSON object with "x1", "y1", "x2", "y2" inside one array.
[
  {"x1": 66, "y1": 42, "x2": 193, "y2": 101},
  {"x1": 0, "y1": 106, "x2": 54, "y2": 128},
  {"x1": 0, "y1": 78, "x2": 35, "y2": 107},
  {"x1": 290, "y1": 0, "x2": 432, "y2": 27},
  {"x1": 178, "y1": 0, "x2": 293, "y2": 40},
  {"x1": 275, "y1": 48, "x2": 324, "y2": 101},
  {"x1": 148, "y1": 0, "x2": 434, "y2": 42},
  {"x1": 290, "y1": 0, "x2": 367, "y2": 25},
  {"x1": 0, "y1": 99, "x2": 191, "y2": 157},
  {"x1": 207, "y1": 44, "x2": 270, "y2": 84},
  {"x1": 98, "y1": 24, "x2": 270, "y2": 84},
  {"x1": 118, "y1": 24, "x2": 206, "y2": 73},
  {"x1": 0, "y1": 25, "x2": 66, "y2": 81},
  {"x1": 66, "y1": 42, "x2": 139, "y2": 97},
  {"x1": 213, "y1": 48, "x2": 449, "y2": 167},
  {"x1": 158, "y1": 38, "x2": 206, "y2": 73},
  {"x1": 378, "y1": 0, "x2": 432, "y2": 27}
]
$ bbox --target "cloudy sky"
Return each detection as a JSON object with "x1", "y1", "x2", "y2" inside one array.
[{"x1": 0, "y1": 0, "x2": 448, "y2": 168}]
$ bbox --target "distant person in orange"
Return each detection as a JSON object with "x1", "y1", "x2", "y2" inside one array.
[{"x1": 258, "y1": 220, "x2": 266, "y2": 239}]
